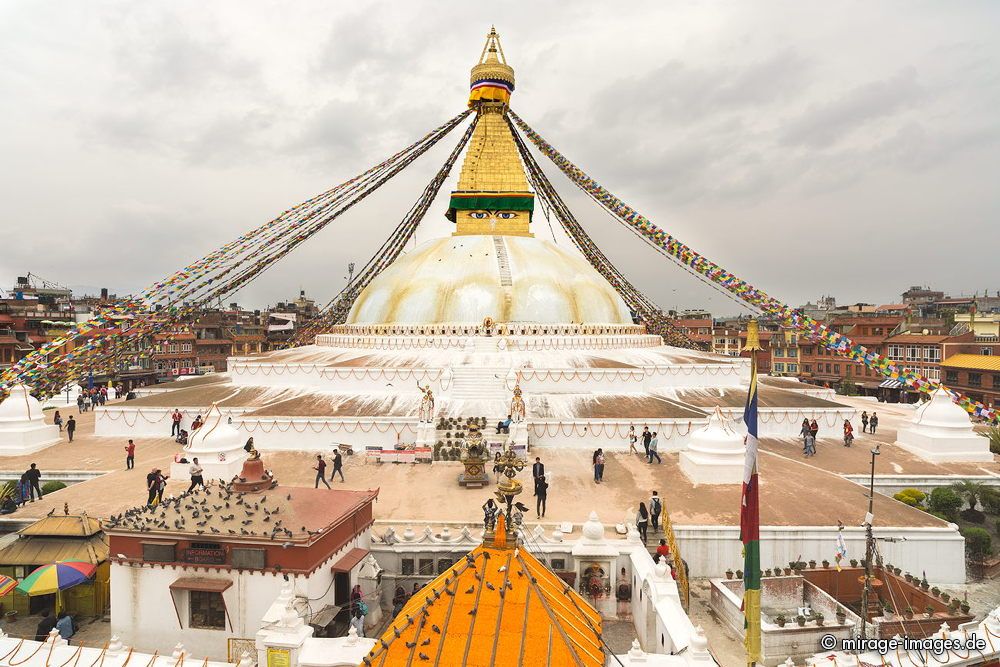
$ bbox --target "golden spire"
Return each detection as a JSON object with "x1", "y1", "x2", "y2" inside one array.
[{"x1": 448, "y1": 27, "x2": 534, "y2": 237}]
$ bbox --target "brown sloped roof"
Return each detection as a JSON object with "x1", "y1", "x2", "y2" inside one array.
[
  {"x1": 0, "y1": 535, "x2": 108, "y2": 566},
  {"x1": 20, "y1": 514, "x2": 102, "y2": 537}
]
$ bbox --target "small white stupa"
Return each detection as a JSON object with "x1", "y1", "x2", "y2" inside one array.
[
  {"x1": 42, "y1": 383, "x2": 82, "y2": 409},
  {"x1": 0, "y1": 384, "x2": 61, "y2": 455},
  {"x1": 895, "y1": 388, "x2": 992, "y2": 463},
  {"x1": 679, "y1": 408, "x2": 746, "y2": 485},
  {"x1": 169, "y1": 404, "x2": 249, "y2": 482}
]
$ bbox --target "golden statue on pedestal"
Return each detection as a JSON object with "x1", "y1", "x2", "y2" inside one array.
[{"x1": 510, "y1": 382, "x2": 525, "y2": 423}]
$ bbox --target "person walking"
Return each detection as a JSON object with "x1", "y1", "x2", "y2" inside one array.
[
  {"x1": 656, "y1": 538, "x2": 671, "y2": 561},
  {"x1": 641, "y1": 426, "x2": 652, "y2": 457},
  {"x1": 535, "y1": 476, "x2": 548, "y2": 518},
  {"x1": 861, "y1": 410, "x2": 869, "y2": 433},
  {"x1": 171, "y1": 409, "x2": 183, "y2": 436},
  {"x1": 799, "y1": 418, "x2": 810, "y2": 449},
  {"x1": 76, "y1": 394, "x2": 85, "y2": 414},
  {"x1": 17, "y1": 473, "x2": 30, "y2": 507},
  {"x1": 125, "y1": 440, "x2": 135, "y2": 470},
  {"x1": 649, "y1": 491, "x2": 662, "y2": 533},
  {"x1": 331, "y1": 449, "x2": 345, "y2": 482},
  {"x1": 647, "y1": 432, "x2": 662, "y2": 464},
  {"x1": 532, "y1": 456, "x2": 545, "y2": 484},
  {"x1": 53, "y1": 411, "x2": 63, "y2": 432},
  {"x1": 804, "y1": 431, "x2": 817, "y2": 458},
  {"x1": 636, "y1": 502, "x2": 649, "y2": 544},
  {"x1": 146, "y1": 468, "x2": 166, "y2": 506},
  {"x1": 843, "y1": 419, "x2": 854, "y2": 447},
  {"x1": 809, "y1": 419, "x2": 819, "y2": 440},
  {"x1": 349, "y1": 608, "x2": 365, "y2": 638},
  {"x1": 627, "y1": 425, "x2": 638, "y2": 455},
  {"x1": 869, "y1": 412, "x2": 879, "y2": 435},
  {"x1": 188, "y1": 458, "x2": 205, "y2": 492},
  {"x1": 66, "y1": 415, "x2": 76, "y2": 442},
  {"x1": 314, "y1": 455, "x2": 331, "y2": 489},
  {"x1": 24, "y1": 464, "x2": 42, "y2": 502},
  {"x1": 493, "y1": 451, "x2": 503, "y2": 484},
  {"x1": 594, "y1": 448, "x2": 605, "y2": 483}
]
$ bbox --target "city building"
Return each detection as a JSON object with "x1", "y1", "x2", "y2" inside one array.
[
  {"x1": 106, "y1": 457, "x2": 379, "y2": 658},
  {"x1": 671, "y1": 316, "x2": 713, "y2": 347},
  {"x1": 798, "y1": 316, "x2": 903, "y2": 394},
  {"x1": 940, "y1": 354, "x2": 1000, "y2": 410}
]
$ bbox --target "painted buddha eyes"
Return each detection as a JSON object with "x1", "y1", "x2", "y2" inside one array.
[{"x1": 468, "y1": 211, "x2": 517, "y2": 220}]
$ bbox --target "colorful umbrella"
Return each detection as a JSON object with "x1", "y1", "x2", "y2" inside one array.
[
  {"x1": 16, "y1": 561, "x2": 96, "y2": 596},
  {"x1": 0, "y1": 575, "x2": 17, "y2": 596}
]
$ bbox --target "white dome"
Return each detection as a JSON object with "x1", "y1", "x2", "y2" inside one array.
[
  {"x1": 347, "y1": 235, "x2": 633, "y2": 325},
  {"x1": 0, "y1": 385, "x2": 45, "y2": 423},
  {"x1": 687, "y1": 409, "x2": 744, "y2": 454},
  {"x1": 188, "y1": 408, "x2": 245, "y2": 455},
  {"x1": 911, "y1": 388, "x2": 973, "y2": 433}
]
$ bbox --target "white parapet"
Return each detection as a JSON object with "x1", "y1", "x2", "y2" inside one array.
[
  {"x1": 679, "y1": 409, "x2": 745, "y2": 485},
  {"x1": 0, "y1": 384, "x2": 60, "y2": 456},
  {"x1": 894, "y1": 388, "x2": 992, "y2": 463}
]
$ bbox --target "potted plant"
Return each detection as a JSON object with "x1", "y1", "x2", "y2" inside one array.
[
  {"x1": 763, "y1": 569, "x2": 771, "y2": 577},
  {"x1": 931, "y1": 586, "x2": 940, "y2": 597},
  {"x1": 850, "y1": 559, "x2": 858, "y2": 567},
  {"x1": 736, "y1": 569, "x2": 743, "y2": 580},
  {"x1": 904, "y1": 606, "x2": 914, "y2": 619},
  {"x1": 822, "y1": 559, "x2": 830, "y2": 568},
  {"x1": 949, "y1": 599, "x2": 961, "y2": 612},
  {"x1": 941, "y1": 592, "x2": 950, "y2": 603},
  {"x1": 725, "y1": 569, "x2": 734, "y2": 580},
  {"x1": 808, "y1": 559, "x2": 817, "y2": 569},
  {"x1": 882, "y1": 601, "x2": 894, "y2": 619},
  {"x1": 920, "y1": 578, "x2": 930, "y2": 592},
  {"x1": 925, "y1": 605, "x2": 935, "y2": 618},
  {"x1": 960, "y1": 602, "x2": 971, "y2": 614},
  {"x1": 784, "y1": 566, "x2": 792, "y2": 575},
  {"x1": 893, "y1": 567, "x2": 901, "y2": 575},
  {"x1": 904, "y1": 572, "x2": 913, "y2": 583},
  {"x1": 776, "y1": 614, "x2": 787, "y2": 627},
  {"x1": 814, "y1": 613, "x2": 825, "y2": 626},
  {"x1": 835, "y1": 609, "x2": 846, "y2": 624},
  {"x1": 796, "y1": 615, "x2": 806, "y2": 627}
]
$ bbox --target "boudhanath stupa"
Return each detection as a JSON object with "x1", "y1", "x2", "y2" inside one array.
[{"x1": 95, "y1": 32, "x2": 854, "y2": 459}]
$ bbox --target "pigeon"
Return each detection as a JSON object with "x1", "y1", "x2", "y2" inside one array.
[
  {"x1": 431, "y1": 625, "x2": 441, "y2": 634},
  {"x1": 405, "y1": 642, "x2": 416, "y2": 648},
  {"x1": 420, "y1": 638, "x2": 431, "y2": 646},
  {"x1": 485, "y1": 582, "x2": 495, "y2": 591},
  {"x1": 418, "y1": 653, "x2": 429, "y2": 661},
  {"x1": 467, "y1": 609, "x2": 476, "y2": 616}
]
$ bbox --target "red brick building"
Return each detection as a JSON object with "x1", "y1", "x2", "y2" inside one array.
[
  {"x1": 941, "y1": 354, "x2": 1000, "y2": 410},
  {"x1": 798, "y1": 317, "x2": 903, "y2": 394}
]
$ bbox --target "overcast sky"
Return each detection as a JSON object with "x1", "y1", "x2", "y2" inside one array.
[{"x1": 1, "y1": 1, "x2": 997, "y2": 314}]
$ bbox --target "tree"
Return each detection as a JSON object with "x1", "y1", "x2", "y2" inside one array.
[
  {"x1": 981, "y1": 488, "x2": 1000, "y2": 516},
  {"x1": 928, "y1": 487, "x2": 963, "y2": 521},
  {"x1": 893, "y1": 488, "x2": 926, "y2": 507},
  {"x1": 962, "y1": 527, "x2": 993, "y2": 564},
  {"x1": 951, "y1": 481, "x2": 987, "y2": 510}
]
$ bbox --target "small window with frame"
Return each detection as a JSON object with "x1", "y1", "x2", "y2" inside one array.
[{"x1": 189, "y1": 590, "x2": 226, "y2": 630}]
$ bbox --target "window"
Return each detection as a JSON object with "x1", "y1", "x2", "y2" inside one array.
[
  {"x1": 945, "y1": 370, "x2": 959, "y2": 384},
  {"x1": 825, "y1": 363, "x2": 832, "y2": 373},
  {"x1": 888, "y1": 345, "x2": 904, "y2": 360},
  {"x1": 787, "y1": 364, "x2": 798, "y2": 373},
  {"x1": 189, "y1": 590, "x2": 226, "y2": 629},
  {"x1": 906, "y1": 346, "x2": 921, "y2": 361},
  {"x1": 401, "y1": 559, "x2": 414, "y2": 575},
  {"x1": 983, "y1": 348, "x2": 994, "y2": 356},
  {"x1": 834, "y1": 364, "x2": 840, "y2": 374},
  {"x1": 437, "y1": 559, "x2": 453, "y2": 574},
  {"x1": 925, "y1": 347, "x2": 941, "y2": 362},
  {"x1": 550, "y1": 559, "x2": 566, "y2": 570},
  {"x1": 142, "y1": 543, "x2": 176, "y2": 562},
  {"x1": 418, "y1": 559, "x2": 434, "y2": 576},
  {"x1": 992, "y1": 374, "x2": 1000, "y2": 388},
  {"x1": 774, "y1": 363, "x2": 785, "y2": 373},
  {"x1": 803, "y1": 364, "x2": 812, "y2": 373},
  {"x1": 231, "y1": 548, "x2": 266, "y2": 569},
  {"x1": 926, "y1": 368, "x2": 940, "y2": 381},
  {"x1": 969, "y1": 373, "x2": 982, "y2": 387}
]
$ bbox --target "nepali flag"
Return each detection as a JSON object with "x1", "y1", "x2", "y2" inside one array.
[{"x1": 741, "y1": 351, "x2": 762, "y2": 664}]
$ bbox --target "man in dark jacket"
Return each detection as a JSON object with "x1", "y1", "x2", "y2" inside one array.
[
  {"x1": 24, "y1": 464, "x2": 42, "y2": 501},
  {"x1": 35, "y1": 610, "x2": 56, "y2": 641}
]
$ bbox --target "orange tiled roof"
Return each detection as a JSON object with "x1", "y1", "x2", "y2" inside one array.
[
  {"x1": 364, "y1": 528, "x2": 603, "y2": 666},
  {"x1": 941, "y1": 354, "x2": 1000, "y2": 372}
]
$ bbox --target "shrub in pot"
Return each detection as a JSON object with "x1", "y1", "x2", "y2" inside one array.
[
  {"x1": 814, "y1": 613, "x2": 824, "y2": 626},
  {"x1": 725, "y1": 569, "x2": 734, "y2": 580},
  {"x1": 940, "y1": 593, "x2": 950, "y2": 603},
  {"x1": 904, "y1": 572, "x2": 913, "y2": 583},
  {"x1": 904, "y1": 607, "x2": 914, "y2": 619},
  {"x1": 920, "y1": 579, "x2": 930, "y2": 591},
  {"x1": 736, "y1": 569, "x2": 743, "y2": 580},
  {"x1": 961, "y1": 602, "x2": 971, "y2": 614},
  {"x1": 822, "y1": 559, "x2": 830, "y2": 568},
  {"x1": 850, "y1": 559, "x2": 858, "y2": 567},
  {"x1": 949, "y1": 599, "x2": 961, "y2": 611},
  {"x1": 775, "y1": 614, "x2": 786, "y2": 627},
  {"x1": 931, "y1": 586, "x2": 940, "y2": 597},
  {"x1": 795, "y1": 615, "x2": 806, "y2": 627},
  {"x1": 808, "y1": 559, "x2": 817, "y2": 569},
  {"x1": 925, "y1": 605, "x2": 935, "y2": 618},
  {"x1": 893, "y1": 567, "x2": 901, "y2": 575},
  {"x1": 783, "y1": 567, "x2": 792, "y2": 575},
  {"x1": 836, "y1": 610, "x2": 846, "y2": 624}
]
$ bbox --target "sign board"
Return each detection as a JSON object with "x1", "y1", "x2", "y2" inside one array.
[
  {"x1": 183, "y1": 547, "x2": 227, "y2": 565},
  {"x1": 267, "y1": 648, "x2": 290, "y2": 667}
]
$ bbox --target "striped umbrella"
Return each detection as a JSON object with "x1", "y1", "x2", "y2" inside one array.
[
  {"x1": 0, "y1": 575, "x2": 17, "y2": 596},
  {"x1": 16, "y1": 561, "x2": 96, "y2": 596}
]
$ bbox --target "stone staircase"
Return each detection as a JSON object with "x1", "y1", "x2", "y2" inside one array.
[{"x1": 448, "y1": 366, "x2": 508, "y2": 401}]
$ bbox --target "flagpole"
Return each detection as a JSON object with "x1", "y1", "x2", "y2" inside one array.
[{"x1": 741, "y1": 320, "x2": 762, "y2": 667}]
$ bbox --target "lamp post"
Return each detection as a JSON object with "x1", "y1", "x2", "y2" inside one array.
[{"x1": 860, "y1": 443, "x2": 880, "y2": 639}]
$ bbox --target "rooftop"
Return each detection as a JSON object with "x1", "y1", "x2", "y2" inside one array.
[{"x1": 940, "y1": 353, "x2": 1000, "y2": 372}]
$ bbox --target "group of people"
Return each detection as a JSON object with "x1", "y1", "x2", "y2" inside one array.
[
  {"x1": 76, "y1": 387, "x2": 108, "y2": 412},
  {"x1": 634, "y1": 490, "x2": 664, "y2": 544},
  {"x1": 35, "y1": 610, "x2": 76, "y2": 642},
  {"x1": 860, "y1": 410, "x2": 879, "y2": 434},
  {"x1": 800, "y1": 418, "x2": 820, "y2": 457},
  {"x1": 591, "y1": 448, "x2": 606, "y2": 483},
  {"x1": 171, "y1": 409, "x2": 204, "y2": 445},
  {"x1": 52, "y1": 411, "x2": 77, "y2": 441},
  {"x1": 532, "y1": 456, "x2": 547, "y2": 517},
  {"x1": 8, "y1": 464, "x2": 44, "y2": 508},
  {"x1": 313, "y1": 451, "x2": 346, "y2": 488},
  {"x1": 799, "y1": 412, "x2": 879, "y2": 457},
  {"x1": 627, "y1": 426, "x2": 661, "y2": 464}
]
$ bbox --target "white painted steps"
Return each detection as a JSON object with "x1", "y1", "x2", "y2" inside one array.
[{"x1": 448, "y1": 366, "x2": 508, "y2": 401}]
